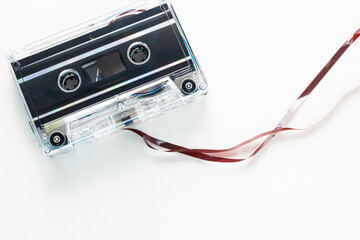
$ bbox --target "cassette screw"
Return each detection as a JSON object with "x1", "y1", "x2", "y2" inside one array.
[
  {"x1": 185, "y1": 82, "x2": 193, "y2": 90},
  {"x1": 181, "y1": 79, "x2": 197, "y2": 95},
  {"x1": 53, "y1": 135, "x2": 61, "y2": 144},
  {"x1": 42, "y1": 133, "x2": 48, "y2": 140},
  {"x1": 12, "y1": 61, "x2": 20, "y2": 69},
  {"x1": 44, "y1": 147, "x2": 51, "y2": 154},
  {"x1": 49, "y1": 132, "x2": 67, "y2": 147}
]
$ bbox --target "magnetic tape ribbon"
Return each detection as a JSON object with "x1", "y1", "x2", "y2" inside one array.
[
  {"x1": 125, "y1": 27, "x2": 360, "y2": 163},
  {"x1": 107, "y1": 9, "x2": 146, "y2": 26}
]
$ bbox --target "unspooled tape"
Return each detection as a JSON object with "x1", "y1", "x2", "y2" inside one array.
[{"x1": 125, "y1": 27, "x2": 360, "y2": 163}]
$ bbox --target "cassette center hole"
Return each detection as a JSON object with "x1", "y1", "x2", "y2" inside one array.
[
  {"x1": 128, "y1": 43, "x2": 150, "y2": 65},
  {"x1": 63, "y1": 74, "x2": 79, "y2": 90},
  {"x1": 58, "y1": 70, "x2": 82, "y2": 93}
]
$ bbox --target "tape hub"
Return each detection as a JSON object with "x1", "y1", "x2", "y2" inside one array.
[
  {"x1": 128, "y1": 42, "x2": 150, "y2": 65},
  {"x1": 58, "y1": 69, "x2": 82, "y2": 93}
]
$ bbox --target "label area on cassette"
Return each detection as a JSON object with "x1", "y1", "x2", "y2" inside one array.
[{"x1": 7, "y1": 0, "x2": 207, "y2": 156}]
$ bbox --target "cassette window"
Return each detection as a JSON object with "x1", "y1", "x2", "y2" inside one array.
[{"x1": 82, "y1": 51, "x2": 126, "y2": 83}]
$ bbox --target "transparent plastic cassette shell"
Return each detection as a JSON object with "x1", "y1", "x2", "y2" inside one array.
[{"x1": 6, "y1": 0, "x2": 207, "y2": 156}]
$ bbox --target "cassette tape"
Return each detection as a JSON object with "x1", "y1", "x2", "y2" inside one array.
[{"x1": 6, "y1": 0, "x2": 207, "y2": 156}]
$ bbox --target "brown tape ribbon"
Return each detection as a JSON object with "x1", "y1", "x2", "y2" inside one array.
[{"x1": 125, "y1": 28, "x2": 360, "y2": 163}]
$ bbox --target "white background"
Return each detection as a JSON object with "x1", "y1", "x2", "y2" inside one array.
[{"x1": 1, "y1": 0, "x2": 360, "y2": 239}]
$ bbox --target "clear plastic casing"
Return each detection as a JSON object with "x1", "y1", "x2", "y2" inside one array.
[{"x1": 6, "y1": 0, "x2": 207, "y2": 156}]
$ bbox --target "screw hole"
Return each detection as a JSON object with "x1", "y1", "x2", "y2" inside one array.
[{"x1": 12, "y1": 61, "x2": 20, "y2": 69}]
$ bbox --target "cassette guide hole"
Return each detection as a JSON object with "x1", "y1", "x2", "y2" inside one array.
[
  {"x1": 181, "y1": 79, "x2": 197, "y2": 95},
  {"x1": 49, "y1": 132, "x2": 67, "y2": 147}
]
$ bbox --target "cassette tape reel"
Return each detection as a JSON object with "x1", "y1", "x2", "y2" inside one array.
[{"x1": 7, "y1": 0, "x2": 207, "y2": 156}]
